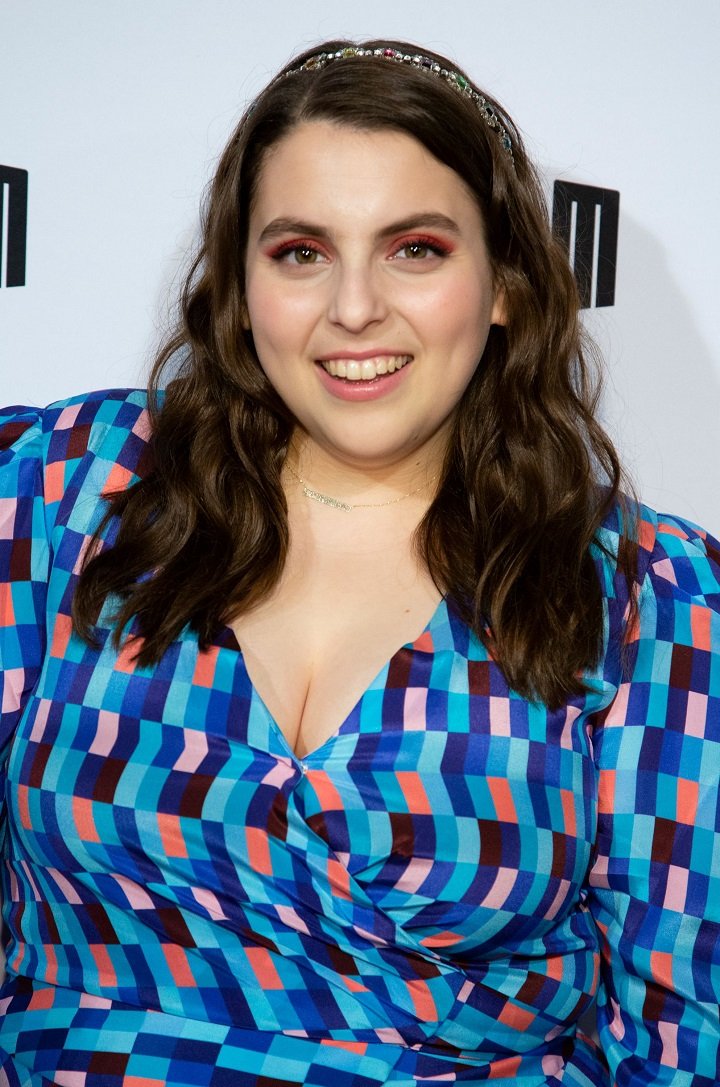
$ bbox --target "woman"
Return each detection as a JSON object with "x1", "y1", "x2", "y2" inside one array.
[{"x1": 1, "y1": 39, "x2": 718, "y2": 1087}]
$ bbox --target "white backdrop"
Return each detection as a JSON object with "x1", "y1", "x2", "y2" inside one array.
[{"x1": 2, "y1": 0, "x2": 719, "y2": 530}]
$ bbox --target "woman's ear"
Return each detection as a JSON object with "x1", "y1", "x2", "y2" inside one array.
[{"x1": 491, "y1": 287, "x2": 507, "y2": 327}]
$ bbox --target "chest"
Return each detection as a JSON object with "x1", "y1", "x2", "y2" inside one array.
[
  {"x1": 10, "y1": 603, "x2": 601, "y2": 949},
  {"x1": 228, "y1": 552, "x2": 443, "y2": 758}
]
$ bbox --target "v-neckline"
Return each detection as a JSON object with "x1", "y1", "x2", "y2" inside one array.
[{"x1": 217, "y1": 595, "x2": 448, "y2": 765}]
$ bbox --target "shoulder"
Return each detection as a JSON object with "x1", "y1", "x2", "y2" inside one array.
[
  {"x1": 632, "y1": 511, "x2": 720, "y2": 705},
  {"x1": 43, "y1": 387, "x2": 151, "y2": 457},
  {"x1": 642, "y1": 509, "x2": 720, "y2": 605},
  {"x1": 2, "y1": 386, "x2": 153, "y2": 471},
  {"x1": 589, "y1": 498, "x2": 720, "y2": 692},
  {"x1": 595, "y1": 496, "x2": 720, "y2": 598},
  {"x1": 2, "y1": 388, "x2": 152, "y2": 456},
  {"x1": 1, "y1": 389, "x2": 156, "y2": 525},
  {"x1": 593, "y1": 499, "x2": 720, "y2": 750},
  {"x1": 42, "y1": 389, "x2": 154, "y2": 489}
]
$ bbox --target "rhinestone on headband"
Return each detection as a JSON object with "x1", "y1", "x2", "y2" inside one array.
[{"x1": 282, "y1": 47, "x2": 514, "y2": 166}]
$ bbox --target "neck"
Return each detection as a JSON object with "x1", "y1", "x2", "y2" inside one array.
[{"x1": 285, "y1": 432, "x2": 445, "y2": 507}]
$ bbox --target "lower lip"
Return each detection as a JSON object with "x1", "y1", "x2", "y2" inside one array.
[{"x1": 314, "y1": 361, "x2": 412, "y2": 401}]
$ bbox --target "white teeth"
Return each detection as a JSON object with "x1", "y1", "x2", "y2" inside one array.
[{"x1": 321, "y1": 355, "x2": 412, "y2": 380}]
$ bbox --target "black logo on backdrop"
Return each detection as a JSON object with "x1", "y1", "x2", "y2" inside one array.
[
  {"x1": 552, "y1": 181, "x2": 619, "y2": 309},
  {"x1": 0, "y1": 165, "x2": 28, "y2": 288}
]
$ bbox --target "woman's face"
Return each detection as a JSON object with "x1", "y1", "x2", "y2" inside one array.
[{"x1": 244, "y1": 121, "x2": 505, "y2": 473}]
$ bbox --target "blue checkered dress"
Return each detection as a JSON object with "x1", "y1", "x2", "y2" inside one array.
[{"x1": 1, "y1": 390, "x2": 719, "y2": 1086}]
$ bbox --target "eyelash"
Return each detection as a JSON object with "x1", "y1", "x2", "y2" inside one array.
[
  {"x1": 390, "y1": 236, "x2": 453, "y2": 260},
  {"x1": 267, "y1": 235, "x2": 452, "y2": 264},
  {"x1": 268, "y1": 240, "x2": 328, "y2": 263}
]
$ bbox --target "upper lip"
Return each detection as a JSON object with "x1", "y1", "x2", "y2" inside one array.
[{"x1": 315, "y1": 349, "x2": 413, "y2": 361}]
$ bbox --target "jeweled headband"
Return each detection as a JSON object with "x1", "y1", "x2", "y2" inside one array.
[{"x1": 281, "y1": 46, "x2": 515, "y2": 168}]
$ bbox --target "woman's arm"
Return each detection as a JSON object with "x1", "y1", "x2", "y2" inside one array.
[
  {"x1": 0, "y1": 407, "x2": 52, "y2": 984},
  {"x1": 589, "y1": 511, "x2": 720, "y2": 1086}
]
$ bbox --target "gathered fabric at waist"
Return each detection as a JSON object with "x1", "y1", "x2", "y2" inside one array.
[{"x1": 0, "y1": 975, "x2": 608, "y2": 1087}]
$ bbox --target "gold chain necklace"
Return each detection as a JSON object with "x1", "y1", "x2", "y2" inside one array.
[{"x1": 284, "y1": 463, "x2": 435, "y2": 512}]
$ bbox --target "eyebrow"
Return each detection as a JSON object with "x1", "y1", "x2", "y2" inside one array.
[{"x1": 257, "y1": 213, "x2": 462, "y2": 244}]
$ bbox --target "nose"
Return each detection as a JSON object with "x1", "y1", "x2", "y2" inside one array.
[{"x1": 326, "y1": 259, "x2": 388, "y2": 333}]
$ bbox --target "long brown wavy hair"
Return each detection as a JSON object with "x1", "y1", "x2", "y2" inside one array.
[{"x1": 73, "y1": 38, "x2": 637, "y2": 707}]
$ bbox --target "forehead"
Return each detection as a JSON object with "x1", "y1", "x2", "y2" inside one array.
[{"x1": 249, "y1": 121, "x2": 483, "y2": 231}]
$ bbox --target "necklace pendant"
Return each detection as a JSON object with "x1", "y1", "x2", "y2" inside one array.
[{"x1": 302, "y1": 485, "x2": 353, "y2": 512}]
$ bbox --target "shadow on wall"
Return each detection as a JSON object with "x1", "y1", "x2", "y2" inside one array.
[{"x1": 583, "y1": 209, "x2": 720, "y2": 530}]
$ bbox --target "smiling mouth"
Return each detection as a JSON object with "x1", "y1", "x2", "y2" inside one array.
[{"x1": 319, "y1": 355, "x2": 413, "y2": 381}]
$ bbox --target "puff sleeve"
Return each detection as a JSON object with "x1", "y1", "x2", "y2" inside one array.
[
  {"x1": 0, "y1": 408, "x2": 50, "y2": 835},
  {"x1": 589, "y1": 511, "x2": 720, "y2": 1086}
]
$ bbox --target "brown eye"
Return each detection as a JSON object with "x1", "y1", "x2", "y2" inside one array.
[
  {"x1": 390, "y1": 239, "x2": 449, "y2": 261},
  {"x1": 270, "y1": 243, "x2": 327, "y2": 265},
  {"x1": 403, "y1": 243, "x2": 430, "y2": 259},
  {"x1": 294, "y1": 246, "x2": 318, "y2": 264}
]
